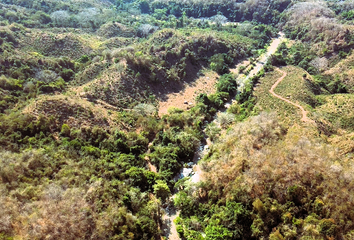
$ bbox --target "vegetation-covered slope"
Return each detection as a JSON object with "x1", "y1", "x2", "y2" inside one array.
[
  {"x1": 176, "y1": 112, "x2": 354, "y2": 239},
  {"x1": 1, "y1": 0, "x2": 354, "y2": 239}
]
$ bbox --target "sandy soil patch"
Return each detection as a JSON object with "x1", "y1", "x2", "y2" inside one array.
[
  {"x1": 162, "y1": 210, "x2": 181, "y2": 240},
  {"x1": 158, "y1": 71, "x2": 218, "y2": 116}
]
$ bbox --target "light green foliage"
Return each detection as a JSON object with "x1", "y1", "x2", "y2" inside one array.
[
  {"x1": 133, "y1": 103, "x2": 156, "y2": 116},
  {"x1": 216, "y1": 112, "x2": 234, "y2": 128},
  {"x1": 210, "y1": 53, "x2": 231, "y2": 74},
  {"x1": 60, "y1": 124, "x2": 70, "y2": 137},
  {"x1": 153, "y1": 180, "x2": 170, "y2": 201},
  {"x1": 205, "y1": 224, "x2": 233, "y2": 240}
]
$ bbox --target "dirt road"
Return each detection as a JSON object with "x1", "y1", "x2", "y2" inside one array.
[
  {"x1": 160, "y1": 33, "x2": 289, "y2": 240},
  {"x1": 237, "y1": 32, "x2": 285, "y2": 91}
]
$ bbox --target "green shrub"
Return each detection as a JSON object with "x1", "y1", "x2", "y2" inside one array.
[
  {"x1": 205, "y1": 224, "x2": 233, "y2": 240},
  {"x1": 210, "y1": 53, "x2": 231, "y2": 75},
  {"x1": 78, "y1": 55, "x2": 90, "y2": 63},
  {"x1": 81, "y1": 145, "x2": 100, "y2": 157},
  {"x1": 208, "y1": 92, "x2": 229, "y2": 109},
  {"x1": 216, "y1": 74, "x2": 237, "y2": 94},
  {"x1": 60, "y1": 124, "x2": 70, "y2": 137},
  {"x1": 60, "y1": 69, "x2": 75, "y2": 81},
  {"x1": 238, "y1": 65, "x2": 246, "y2": 73},
  {"x1": 153, "y1": 180, "x2": 170, "y2": 201},
  {"x1": 32, "y1": 11, "x2": 51, "y2": 24},
  {"x1": 319, "y1": 219, "x2": 338, "y2": 237},
  {"x1": 342, "y1": 10, "x2": 354, "y2": 20}
]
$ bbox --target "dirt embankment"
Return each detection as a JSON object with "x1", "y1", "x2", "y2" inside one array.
[{"x1": 158, "y1": 71, "x2": 218, "y2": 116}]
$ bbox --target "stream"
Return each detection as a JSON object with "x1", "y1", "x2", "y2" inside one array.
[{"x1": 161, "y1": 32, "x2": 285, "y2": 240}]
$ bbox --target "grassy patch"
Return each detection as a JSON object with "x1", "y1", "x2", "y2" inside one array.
[
  {"x1": 254, "y1": 66, "x2": 318, "y2": 125},
  {"x1": 314, "y1": 94, "x2": 354, "y2": 131}
]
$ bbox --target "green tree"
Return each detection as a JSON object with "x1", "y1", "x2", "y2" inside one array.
[
  {"x1": 205, "y1": 224, "x2": 233, "y2": 240},
  {"x1": 153, "y1": 180, "x2": 170, "y2": 201},
  {"x1": 217, "y1": 74, "x2": 237, "y2": 94}
]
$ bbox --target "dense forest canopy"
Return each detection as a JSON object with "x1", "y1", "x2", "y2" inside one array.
[{"x1": 0, "y1": 0, "x2": 354, "y2": 239}]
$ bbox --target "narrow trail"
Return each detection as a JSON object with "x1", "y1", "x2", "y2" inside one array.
[
  {"x1": 270, "y1": 68, "x2": 315, "y2": 123},
  {"x1": 162, "y1": 209, "x2": 180, "y2": 240}
]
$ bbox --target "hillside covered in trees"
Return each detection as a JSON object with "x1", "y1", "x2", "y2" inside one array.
[{"x1": 0, "y1": 0, "x2": 354, "y2": 239}]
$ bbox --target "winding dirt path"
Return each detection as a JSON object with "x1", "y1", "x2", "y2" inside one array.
[{"x1": 270, "y1": 68, "x2": 314, "y2": 123}]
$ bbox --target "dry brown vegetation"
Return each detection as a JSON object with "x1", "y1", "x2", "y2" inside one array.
[
  {"x1": 75, "y1": 61, "x2": 152, "y2": 109},
  {"x1": 96, "y1": 22, "x2": 135, "y2": 38},
  {"x1": 22, "y1": 95, "x2": 118, "y2": 129},
  {"x1": 313, "y1": 94, "x2": 354, "y2": 135},
  {"x1": 18, "y1": 26, "x2": 135, "y2": 61},
  {"x1": 200, "y1": 112, "x2": 354, "y2": 238},
  {"x1": 0, "y1": 150, "x2": 93, "y2": 239},
  {"x1": 282, "y1": 1, "x2": 353, "y2": 54},
  {"x1": 0, "y1": 149, "x2": 159, "y2": 240},
  {"x1": 20, "y1": 30, "x2": 93, "y2": 59}
]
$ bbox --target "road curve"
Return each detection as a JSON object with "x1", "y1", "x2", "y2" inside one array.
[{"x1": 270, "y1": 68, "x2": 314, "y2": 123}]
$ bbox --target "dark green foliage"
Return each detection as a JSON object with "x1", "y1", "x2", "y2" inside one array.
[
  {"x1": 32, "y1": 11, "x2": 52, "y2": 24},
  {"x1": 139, "y1": 1, "x2": 150, "y2": 14},
  {"x1": 208, "y1": 92, "x2": 229, "y2": 108},
  {"x1": 314, "y1": 75, "x2": 348, "y2": 94},
  {"x1": 78, "y1": 55, "x2": 90, "y2": 63},
  {"x1": 125, "y1": 167, "x2": 157, "y2": 191},
  {"x1": 208, "y1": 202, "x2": 251, "y2": 239},
  {"x1": 269, "y1": 41, "x2": 324, "y2": 76},
  {"x1": 146, "y1": 0, "x2": 291, "y2": 24},
  {"x1": 0, "y1": 113, "x2": 52, "y2": 150},
  {"x1": 216, "y1": 74, "x2": 237, "y2": 94},
  {"x1": 153, "y1": 180, "x2": 170, "y2": 201},
  {"x1": 196, "y1": 92, "x2": 229, "y2": 111},
  {"x1": 60, "y1": 68, "x2": 75, "y2": 81},
  {"x1": 0, "y1": 29, "x2": 17, "y2": 45},
  {"x1": 319, "y1": 219, "x2": 338, "y2": 237},
  {"x1": 174, "y1": 190, "x2": 198, "y2": 217}
]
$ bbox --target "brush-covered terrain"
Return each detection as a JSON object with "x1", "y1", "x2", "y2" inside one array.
[{"x1": 0, "y1": 0, "x2": 354, "y2": 239}]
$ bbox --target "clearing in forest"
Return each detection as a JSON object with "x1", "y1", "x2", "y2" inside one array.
[{"x1": 158, "y1": 70, "x2": 218, "y2": 116}]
